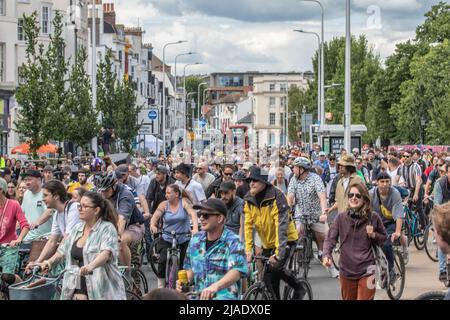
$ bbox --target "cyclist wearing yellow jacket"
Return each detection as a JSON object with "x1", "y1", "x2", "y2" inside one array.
[{"x1": 243, "y1": 166, "x2": 305, "y2": 300}]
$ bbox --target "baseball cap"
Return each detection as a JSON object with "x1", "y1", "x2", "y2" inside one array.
[
  {"x1": 155, "y1": 165, "x2": 169, "y2": 175},
  {"x1": 218, "y1": 181, "x2": 236, "y2": 193},
  {"x1": 319, "y1": 151, "x2": 326, "y2": 157},
  {"x1": 376, "y1": 171, "x2": 392, "y2": 181},
  {"x1": 115, "y1": 164, "x2": 128, "y2": 178},
  {"x1": 193, "y1": 198, "x2": 227, "y2": 217},
  {"x1": 21, "y1": 169, "x2": 42, "y2": 178}
]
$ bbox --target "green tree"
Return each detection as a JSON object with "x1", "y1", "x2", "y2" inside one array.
[
  {"x1": 96, "y1": 49, "x2": 118, "y2": 129},
  {"x1": 113, "y1": 79, "x2": 143, "y2": 153},
  {"x1": 42, "y1": 10, "x2": 70, "y2": 142},
  {"x1": 15, "y1": 12, "x2": 50, "y2": 157},
  {"x1": 184, "y1": 75, "x2": 204, "y2": 128},
  {"x1": 288, "y1": 86, "x2": 312, "y2": 142},
  {"x1": 65, "y1": 47, "x2": 100, "y2": 148}
]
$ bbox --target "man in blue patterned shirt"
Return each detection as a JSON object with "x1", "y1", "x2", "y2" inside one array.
[{"x1": 177, "y1": 198, "x2": 248, "y2": 300}]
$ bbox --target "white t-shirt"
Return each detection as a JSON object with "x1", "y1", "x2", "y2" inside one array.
[
  {"x1": 388, "y1": 167, "x2": 405, "y2": 186},
  {"x1": 175, "y1": 179, "x2": 206, "y2": 205},
  {"x1": 192, "y1": 172, "x2": 216, "y2": 191},
  {"x1": 51, "y1": 201, "x2": 81, "y2": 236},
  {"x1": 135, "y1": 174, "x2": 151, "y2": 197}
]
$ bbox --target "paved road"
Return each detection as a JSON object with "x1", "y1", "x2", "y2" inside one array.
[{"x1": 140, "y1": 244, "x2": 448, "y2": 300}]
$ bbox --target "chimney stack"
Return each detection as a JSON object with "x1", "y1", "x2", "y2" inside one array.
[{"x1": 103, "y1": 3, "x2": 116, "y2": 26}]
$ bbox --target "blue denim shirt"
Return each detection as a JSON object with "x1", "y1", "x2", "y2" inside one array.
[{"x1": 183, "y1": 227, "x2": 248, "y2": 300}]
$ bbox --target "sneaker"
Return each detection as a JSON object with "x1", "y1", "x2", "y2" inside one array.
[
  {"x1": 389, "y1": 270, "x2": 397, "y2": 284},
  {"x1": 328, "y1": 265, "x2": 339, "y2": 278},
  {"x1": 439, "y1": 271, "x2": 447, "y2": 282},
  {"x1": 401, "y1": 247, "x2": 409, "y2": 265}
]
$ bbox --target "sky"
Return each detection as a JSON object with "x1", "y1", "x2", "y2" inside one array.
[{"x1": 113, "y1": 0, "x2": 442, "y2": 75}]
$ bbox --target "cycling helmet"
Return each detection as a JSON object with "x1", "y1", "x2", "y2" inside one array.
[
  {"x1": 94, "y1": 171, "x2": 117, "y2": 192},
  {"x1": 293, "y1": 157, "x2": 311, "y2": 170},
  {"x1": 232, "y1": 170, "x2": 247, "y2": 181}
]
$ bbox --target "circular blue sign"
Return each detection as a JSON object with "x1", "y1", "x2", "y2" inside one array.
[{"x1": 148, "y1": 110, "x2": 158, "y2": 120}]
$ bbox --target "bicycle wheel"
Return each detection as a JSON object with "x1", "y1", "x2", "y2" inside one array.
[
  {"x1": 331, "y1": 243, "x2": 340, "y2": 271},
  {"x1": 131, "y1": 268, "x2": 149, "y2": 296},
  {"x1": 243, "y1": 283, "x2": 270, "y2": 300},
  {"x1": 413, "y1": 227, "x2": 426, "y2": 251},
  {"x1": 148, "y1": 239, "x2": 161, "y2": 276},
  {"x1": 166, "y1": 255, "x2": 179, "y2": 290},
  {"x1": 424, "y1": 224, "x2": 438, "y2": 262},
  {"x1": 415, "y1": 291, "x2": 446, "y2": 300},
  {"x1": 387, "y1": 250, "x2": 405, "y2": 300},
  {"x1": 126, "y1": 290, "x2": 142, "y2": 300},
  {"x1": 282, "y1": 278, "x2": 313, "y2": 300}
]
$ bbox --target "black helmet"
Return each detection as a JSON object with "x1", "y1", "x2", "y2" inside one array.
[
  {"x1": 94, "y1": 171, "x2": 117, "y2": 192},
  {"x1": 232, "y1": 170, "x2": 247, "y2": 181}
]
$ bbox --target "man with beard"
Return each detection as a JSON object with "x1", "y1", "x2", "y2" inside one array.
[{"x1": 67, "y1": 168, "x2": 94, "y2": 194}]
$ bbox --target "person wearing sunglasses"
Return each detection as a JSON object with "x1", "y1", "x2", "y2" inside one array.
[
  {"x1": 323, "y1": 180, "x2": 387, "y2": 300},
  {"x1": 176, "y1": 198, "x2": 247, "y2": 300},
  {"x1": 205, "y1": 164, "x2": 235, "y2": 199},
  {"x1": 244, "y1": 167, "x2": 305, "y2": 300},
  {"x1": 192, "y1": 162, "x2": 216, "y2": 192},
  {"x1": 26, "y1": 180, "x2": 81, "y2": 276},
  {"x1": 433, "y1": 163, "x2": 450, "y2": 282}
]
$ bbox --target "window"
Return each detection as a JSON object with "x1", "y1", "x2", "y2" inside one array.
[
  {"x1": 131, "y1": 66, "x2": 135, "y2": 78},
  {"x1": 140, "y1": 82, "x2": 143, "y2": 96},
  {"x1": 18, "y1": 67, "x2": 25, "y2": 84},
  {"x1": 0, "y1": 43, "x2": 4, "y2": 82},
  {"x1": 269, "y1": 113, "x2": 276, "y2": 125},
  {"x1": 280, "y1": 112, "x2": 284, "y2": 127},
  {"x1": 269, "y1": 97, "x2": 276, "y2": 107},
  {"x1": 269, "y1": 132, "x2": 275, "y2": 145},
  {"x1": 280, "y1": 96, "x2": 287, "y2": 107},
  {"x1": 290, "y1": 84, "x2": 298, "y2": 89},
  {"x1": 280, "y1": 83, "x2": 288, "y2": 92},
  {"x1": 0, "y1": 0, "x2": 5, "y2": 16},
  {"x1": 218, "y1": 75, "x2": 243, "y2": 87},
  {"x1": 18, "y1": 19, "x2": 24, "y2": 41},
  {"x1": 41, "y1": 6, "x2": 50, "y2": 34},
  {"x1": 269, "y1": 83, "x2": 276, "y2": 91},
  {"x1": 118, "y1": 51, "x2": 122, "y2": 69}
]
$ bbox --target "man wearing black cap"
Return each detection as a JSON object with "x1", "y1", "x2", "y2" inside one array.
[
  {"x1": 174, "y1": 163, "x2": 206, "y2": 205},
  {"x1": 0, "y1": 168, "x2": 12, "y2": 183},
  {"x1": 177, "y1": 198, "x2": 248, "y2": 300},
  {"x1": 219, "y1": 182, "x2": 244, "y2": 237},
  {"x1": 370, "y1": 171, "x2": 408, "y2": 271},
  {"x1": 243, "y1": 166, "x2": 305, "y2": 300},
  {"x1": 205, "y1": 164, "x2": 235, "y2": 199}
]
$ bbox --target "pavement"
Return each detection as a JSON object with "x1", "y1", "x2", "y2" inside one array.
[{"x1": 141, "y1": 245, "x2": 448, "y2": 300}]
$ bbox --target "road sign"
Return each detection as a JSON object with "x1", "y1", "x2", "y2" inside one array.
[
  {"x1": 138, "y1": 108, "x2": 159, "y2": 135},
  {"x1": 148, "y1": 110, "x2": 157, "y2": 120},
  {"x1": 199, "y1": 119, "x2": 207, "y2": 128}
]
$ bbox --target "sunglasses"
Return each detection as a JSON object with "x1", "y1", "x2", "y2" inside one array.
[
  {"x1": 348, "y1": 193, "x2": 362, "y2": 199},
  {"x1": 402, "y1": 155, "x2": 410, "y2": 158},
  {"x1": 197, "y1": 212, "x2": 219, "y2": 219},
  {"x1": 223, "y1": 172, "x2": 233, "y2": 176}
]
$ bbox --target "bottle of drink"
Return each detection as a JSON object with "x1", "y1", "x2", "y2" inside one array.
[{"x1": 178, "y1": 270, "x2": 189, "y2": 292}]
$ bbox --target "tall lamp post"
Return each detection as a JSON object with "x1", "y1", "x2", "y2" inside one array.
[
  {"x1": 174, "y1": 51, "x2": 196, "y2": 103},
  {"x1": 91, "y1": 0, "x2": 98, "y2": 153},
  {"x1": 162, "y1": 40, "x2": 187, "y2": 156},
  {"x1": 197, "y1": 82, "x2": 208, "y2": 131},
  {"x1": 344, "y1": 0, "x2": 351, "y2": 152},
  {"x1": 187, "y1": 92, "x2": 196, "y2": 130},
  {"x1": 183, "y1": 62, "x2": 202, "y2": 134},
  {"x1": 294, "y1": 29, "x2": 321, "y2": 127},
  {"x1": 420, "y1": 115, "x2": 426, "y2": 145},
  {"x1": 300, "y1": 0, "x2": 325, "y2": 125}
]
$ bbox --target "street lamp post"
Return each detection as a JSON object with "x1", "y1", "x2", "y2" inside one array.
[
  {"x1": 300, "y1": 0, "x2": 325, "y2": 126},
  {"x1": 420, "y1": 115, "x2": 426, "y2": 144},
  {"x1": 344, "y1": 0, "x2": 352, "y2": 152},
  {"x1": 183, "y1": 62, "x2": 202, "y2": 135},
  {"x1": 294, "y1": 29, "x2": 321, "y2": 128},
  {"x1": 187, "y1": 92, "x2": 196, "y2": 130},
  {"x1": 174, "y1": 51, "x2": 196, "y2": 105},
  {"x1": 197, "y1": 82, "x2": 208, "y2": 131},
  {"x1": 91, "y1": 0, "x2": 98, "y2": 153},
  {"x1": 162, "y1": 40, "x2": 187, "y2": 156}
]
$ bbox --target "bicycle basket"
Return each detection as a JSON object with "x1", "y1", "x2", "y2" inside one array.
[{"x1": 8, "y1": 275, "x2": 59, "y2": 300}]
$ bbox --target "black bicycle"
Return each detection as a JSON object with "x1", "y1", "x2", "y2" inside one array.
[
  {"x1": 386, "y1": 241, "x2": 406, "y2": 300},
  {"x1": 291, "y1": 216, "x2": 318, "y2": 279},
  {"x1": 149, "y1": 230, "x2": 191, "y2": 289},
  {"x1": 243, "y1": 255, "x2": 313, "y2": 300}
]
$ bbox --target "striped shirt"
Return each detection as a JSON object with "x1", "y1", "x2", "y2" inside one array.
[{"x1": 398, "y1": 163, "x2": 422, "y2": 190}]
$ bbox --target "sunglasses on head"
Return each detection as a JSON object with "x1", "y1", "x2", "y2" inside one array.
[{"x1": 348, "y1": 193, "x2": 362, "y2": 199}]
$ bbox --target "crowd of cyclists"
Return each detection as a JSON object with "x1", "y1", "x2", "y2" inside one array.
[{"x1": 0, "y1": 144, "x2": 449, "y2": 300}]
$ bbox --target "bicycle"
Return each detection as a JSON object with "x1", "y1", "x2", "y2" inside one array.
[
  {"x1": 119, "y1": 265, "x2": 148, "y2": 297},
  {"x1": 148, "y1": 229, "x2": 191, "y2": 290},
  {"x1": 415, "y1": 291, "x2": 446, "y2": 300},
  {"x1": 243, "y1": 255, "x2": 313, "y2": 301},
  {"x1": 424, "y1": 221, "x2": 439, "y2": 262},
  {"x1": 290, "y1": 216, "x2": 318, "y2": 279},
  {"x1": 386, "y1": 241, "x2": 406, "y2": 300},
  {"x1": 402, "y1": 198, "x2": 426, "y2": 251}
]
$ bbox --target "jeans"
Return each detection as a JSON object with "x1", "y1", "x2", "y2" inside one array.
[
  {"x1": 438, "y1": 247, "x2": 447, "y2": 273},
  {"x1": 382, "y1": 223, "x2": 396, "y2": 272}
]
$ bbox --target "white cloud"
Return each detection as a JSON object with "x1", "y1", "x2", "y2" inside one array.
[{"x1": 112, "y1": 0, "x2": 440, "y2": 73}]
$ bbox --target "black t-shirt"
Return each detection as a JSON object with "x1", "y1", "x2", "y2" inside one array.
[{"x1": 206, "y1": 238, "x2": 219, "y2": 251}]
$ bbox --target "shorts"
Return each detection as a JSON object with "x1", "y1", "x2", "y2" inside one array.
[
  {"x1": 295, "y1": 219, "x2": 329, "y2": 234},
  {"x1": 125, "y1": 224, "x2": 145, "y2": 242},
  {"x1": 0, "y1": 246, "x2": 19, "y2": 275}
]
